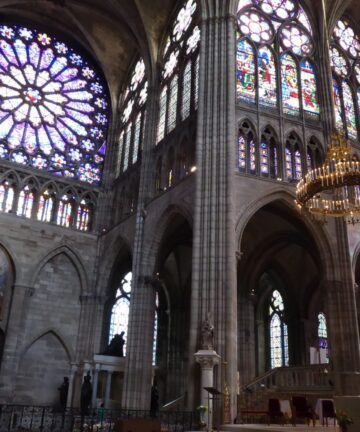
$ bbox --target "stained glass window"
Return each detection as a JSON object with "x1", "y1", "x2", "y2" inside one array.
[
  {"x1": 37, "y1": 189, "x2": 54, "y2": 222},
  {"x1": 239, "y1": 135, "x2": 246, "y2": 170},
  {"x1": 281, "y1": 54, "x2": 299, "y2": 115},
  {"x1": 0, "y1": 24, "x2": 109, "y2": 185},
  {"x1": 0, "y1": 181, "x2": 14, "y2": 212},
  {"x1": 118, "y1": 58, "x2": 148, "y2": 174},
  {"x1": 258, "y1": 47, "x2": 277, "y2": 107},
  {"x1": 331, "y1": 19, "x2": 360, "y2": 139},
  {"x1": 236, "y1": 39, "x2": 256, "y2": 103},
  {"x1": 17, "y1": 185, "x2": 33, "y2": 218},
  {"x1": 285, "y1": 147, "x2": 292, "y2": 180},
  {"x1": 342, "y1": 82, "x2": 357, "y2": 139},
  {"x1": 182, "y1": 62, "x2": 192, "y2": 119},
  {"x1": 109, "y1": 271, "x2": 158, "y2": 361},
  {"x1": 260, "y1": 142, "x2": 269, "y2": 175},
  {"x1": 269, "y1": 289, "x2": 288, "y2": 369},
  {"x1": 157, "y1": 0, "x2": 200, "y2": 144},
  {"x1": 317, "y1": 312, "x2": 329, "y2": 362},
  {"x1": 76, "y1": 199, "x2": 91, "y2": 231},
  {"x1": 250, "y1": 139, "x2": 256, "y2": 172},
  {"x1": 237, "y1": 1, "x2": 318, "y2": 117},
  {"x1": 300, "y1": 61, "x2": 319, "y2": 116},
  {"x1": 57, "y1": 193, "x2": 73, "y2": 227},
  {"x1": 294, "y1": 149, "x2": 302, "y2": 179}
]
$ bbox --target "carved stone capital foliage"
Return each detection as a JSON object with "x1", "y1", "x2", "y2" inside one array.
[{"x1": 194, "y1": 350, "x2": 221, "y2": 368}]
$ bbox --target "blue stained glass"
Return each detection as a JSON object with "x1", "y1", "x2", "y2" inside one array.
[
  {"x1": 0, "y1": 24, "x2": 109, "y2": 184},
  {"x1": 333, "y1": 79, "x2": 344, "y2": 131},
  {"x1": 281, "y1": 54, "x2": 299, "y2": 114},
  {"x1": 300, "y1": 60, "x2": 319, "y2": 116},
  {"x1": 342, "y1": 82, "x2": 357, "y2": 139}
]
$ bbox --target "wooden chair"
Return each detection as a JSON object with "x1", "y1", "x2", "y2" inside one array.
[
  {"x1": 322, "y1": 400, "x2": 336, "y2": 426},
  {"x1": 291, "y1": 396, "x2": 315, "y2": 426},
  {"x1": 267, "y1": 398, "x2": 285, "y2": 425}
]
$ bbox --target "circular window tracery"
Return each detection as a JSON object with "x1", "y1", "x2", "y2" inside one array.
[
  {"x1": 0, "y1": 24, "x2": 109, "y2": 185},
  {"x1": 334, "y1": 19, "x2": 360, "y2": 58},
  {"x1": 280, "y1": 24, "x2": 313, "y2": 56},
  {"x1": 238, "y1": 10, "x2": 274, "y2": 44},
  {"x1": 254, "y1": 0, "x2": 297, "y2": 21},
  {"x1": 330, "y1": 46, "x2": 349, "y2": 77}
]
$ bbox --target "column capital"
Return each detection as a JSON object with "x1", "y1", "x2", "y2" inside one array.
[{"x1": 194, "y1": 350, "x2": 221, "y2": 369}]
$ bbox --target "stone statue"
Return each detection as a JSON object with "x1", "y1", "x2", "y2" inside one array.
[
  {"x1": 201, "y1": 313, "x2": 214, "y2": 350},
  {"x1": 80, "y1": 372, "x2": 92, "y2": 416},
  {"x1": 58, "y1": 376, "x2": 69, "y2": 410},
  {"x1": 104, "y1": 331, "x2": 125, "y2": 357}
]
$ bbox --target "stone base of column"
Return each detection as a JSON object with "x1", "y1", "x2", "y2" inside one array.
[
  {"x1": 334, "y1": 396, "x2": 360, "y2": 432},
  {"x1": 194, "y1": 350, "x2": 221, "y2": 432}
]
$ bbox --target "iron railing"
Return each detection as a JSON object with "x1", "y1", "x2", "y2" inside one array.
[{"x1": 0, "y1": 406, "x2": 196, "y2": 432}]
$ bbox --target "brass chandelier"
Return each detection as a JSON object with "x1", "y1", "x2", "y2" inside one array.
[{"x1": 296, "y1": 131, "x2": 360, "y2": 223}]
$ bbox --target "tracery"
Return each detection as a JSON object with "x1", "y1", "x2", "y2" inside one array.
[
  {"x1": 0, "y1": 24, "x2": 110, "y2": 184},
  {"x1": 236, "y1": 0, "x2": 319, "y2": 118}
]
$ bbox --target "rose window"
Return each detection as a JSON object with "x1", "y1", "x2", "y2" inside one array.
[
  {"x1": 254, "y1": 0, "x2": 297, "y2": 20},
  {"x1": 238, "y1": 10, "x2": 274, "y2": 44},
  {"x1": 0, "y1": 24, "x2": 109, "y2": 185},
  {"x1": 173, "y1": 0, "x2": 197, "y2": 41}
]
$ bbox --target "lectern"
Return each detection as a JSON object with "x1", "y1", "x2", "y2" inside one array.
[{"x1": 204, "y1": 386, "x2": 222, "y2": 431}]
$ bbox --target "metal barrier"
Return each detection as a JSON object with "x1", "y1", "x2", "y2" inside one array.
[{"x1": 0, "y1": 406, "x2": 196, "y2": 432}]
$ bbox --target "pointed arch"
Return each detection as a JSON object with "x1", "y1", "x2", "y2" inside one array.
[{"x1": 31, "y1": 245, "x2": 88, "y2": 293}]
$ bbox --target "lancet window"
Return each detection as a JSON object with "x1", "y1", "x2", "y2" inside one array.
[
  {"x1": 236, "y1": 0, "x2": 319, "y2": 118},
  {"x1": 285, "y1": 134, "x2": 302, "y2": 180},
  {"x1": 117, "y1": 59, "x2": 148, "y2": 175},
  {"x1": 269, "y1": 289, "x2": 288, "y2": 369},
  {"x1": 37, "y1": 187, "x2": 55, "y2": 223},
  {"x1": 17, "y1": 184, "x2": 34, "y2": 218},
  {"x1": 156, "y1": 0, "x2": 200, "y2": 144},
  {"x1": 0, "y1": 24, "x2": 110, "y2": 184},
  {"x1": 0, "y1": 180, "x2": 15, "y2": 212},
  {"x1": 330, "y1": 19, "x2": 360, "y2": 140}
]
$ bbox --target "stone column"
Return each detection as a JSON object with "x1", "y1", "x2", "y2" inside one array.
[
  {"x1": 194, "y1": 350, "x2": 221, "y2": 431},
  {"x1": 188, "y1": 0, "x2": 237, "y2": 416},
  {"x1": 121, "y1": 86, "x2": 159, "y2": 409},
  {"x1": 104, "y1": 371, "x2": 113, "y2": 408},
  {"x1": 67, "y1": 364, "x2": 78, "y2": 408},
  {"x1": 91, "y1": 365, "x2": 100, "y2": 408}
]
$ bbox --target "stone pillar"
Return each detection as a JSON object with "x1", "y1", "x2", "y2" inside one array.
[
  {"x1": 121, "y1": 86, "x2": 159, "y2": 409},
  {"x1": 195, "y1": 350, "x2": 221, "y2": 431},
  {"x1": 104, "y1": 371, "x2": 113, "y2": 408},
  {"x1": 67, "y1": 364, "x2": 78, "y2": 408},
  {"x1": 188, "y1": 0, "x2": 237, "y2": 416},
  {"x1": 91, "y1": 365, "x2": 100, "y2": 408}
]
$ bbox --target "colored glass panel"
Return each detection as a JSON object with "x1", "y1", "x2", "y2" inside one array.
[
  {"x1": 281, "y1": 54, "x2": 299, "y2": 114},
  {"x1": 236, "y1": 39, "x2": 256, "y2": 104},
  {"x1": 182, "y1": 62, "x2": 192, "y2": 119},
  {"x1": 173, "y1": 0, "x2": 197, "y2": 41},
  {"x1": 330, "y1": 46, "x2": 349, "y2": 77},
  {"x1": 260, "y1": 142, "x2": 269, "y2": 174},
  {"x1": 194, "y1": 55, "x2": 199, "y2": 110},
  {"x1": 255, "y1": 0, "x2": 296, "y2": 20},
  {"x1": 4, "y1": 186, "x2": 14, "y2": 212},
  {"x1": 17, "y1": 188, "x2": 33, "y2": 218},
  {"x1": 333, "y1": 20, "x2": 360, "y2": 58},
  {"x1": 57, "y1": 195, "x2": 72, "y2": 227},
  {"x1": 132, "y1": 114, "x2": 141, "y2": 164},
  {"x1": 0, "y1": 185, "x2": 5, "y2": 210},
  {"x1": 306, "y1": 151, "x2": 312, "y2": 171},
  {"x1": 280, "y1": 24, "x2": 313, "y2": 56},
  {"x1": 238, "y1": 10, "x2": 273, "y2": 44},
  {"x1": 76, "y1": 200, "x2": 90, "y2": 231},
  {"x1": 250, "y1": 140, "x2": 256, "y2": 172},
  {"x1": 333, "y1": 80, "x2": 344, "y2": 131},
  {"x1": 285, "y1": 147, "x2": 292, "y2": 179},
  {"x1": 318, "y1": 312, "x2": 327, "y2": 339},
  {"x1": 0, "y1": 24, "x2": 109, "y2": 184},
  {"x1": 37, "y1": 192, "x2": 54, "y2": 222},
  {"x1": 270, "y1": 313, "x2": 282, "y2": 368},
  {"x1": 238, "y1": 135, "x2": 246, "y2": 170},
  {"x1": 258, "y1": 47, "x2": 277, "y2": 107},
  {"x1": 295, "y1": 149, "x2": 302, "y2": 179},
  {"x1": 157, "y1": 86, "x2": 167, "y2": 143},
  {"x1": 167, "y1": 76, "x2": 178, "y2": 132},
  {"x1": 269, "y1": 290, "x2": 288, "y2": 369},
  {"x1": 117, "y1": 131, "x2": 124, "y2": 177},
  {"x1": 273, "y1": 146, "x2": 278, "y2": 178},
  {"x1": 300, "y1": 60, "x2": 319, "y2": 116},
  {"x1": 123, "y1": 125, "x2": 132, "y2": 171},
  {"x1": 342, "y1": 82, "x2": 357, "y2": 139}
]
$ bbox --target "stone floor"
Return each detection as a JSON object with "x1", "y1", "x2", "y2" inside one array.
[{"x1": 188, "y1": 424, "x2": 340, "y2": 432}]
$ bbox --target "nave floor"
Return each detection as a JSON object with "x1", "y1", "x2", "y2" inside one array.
[{"x1": 188, "y1": 424, "x2": 340, "y2": 432}]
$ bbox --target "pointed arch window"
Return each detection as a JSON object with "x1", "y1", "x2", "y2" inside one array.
[
  {"x1": 37, "y1": 188, "x2": 54, "y2": 223},
  {"x1": 330, "y1": 19, "x2": 360, "y2": 139},
  {"x1": 118, "y1": 58, "x2": 148, "y2": 175},
  {"x1": 57, "y1": 193, "x2": 73, "y2": 227},
  {"x1": 236, "y1": 1, "x2": 319, "y2": 118},
  {"x1": 285, "y1": 135, "x2": 303, "y2": 181},
  {"x1": 269, "y1": 290, "x2": 288, "y2": 369},
  {"x1": 157, "y1": 0, "x2": 200, "y2": 144},
  {"x1": 17, "y1": 184, "x2": 34, "y2": 218},
  {"x1": 318, "y1": 312, "x2": 329, "y2": 363},
  {"x1": 76, "y1": 198, "x2": 92, "y2": 231},
  {"x1": 0, "y1": 24, "x2": 110, "y2": 185},
  {"x1": 238, "y1": 125, "x2": 257, "y2": 174},
  {"x1": 0, "y1": 181, "x2": 15, "y2": 213}
]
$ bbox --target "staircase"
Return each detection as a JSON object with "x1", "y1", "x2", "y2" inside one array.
[{"x1": 239, "y1": 365, "x2": 334, "y2": 412}]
